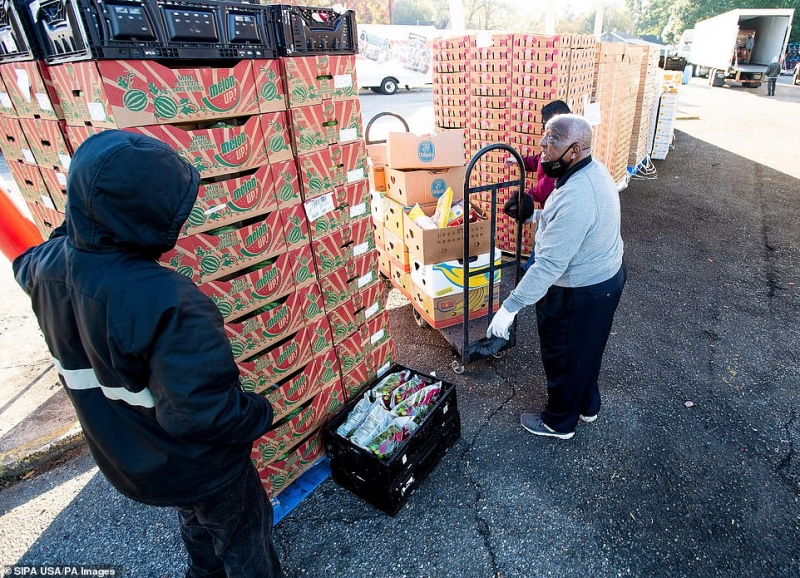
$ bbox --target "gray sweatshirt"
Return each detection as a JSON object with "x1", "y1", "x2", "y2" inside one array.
[{"x1": 504, "y1": 158, "x2": 624, "y2": 313}]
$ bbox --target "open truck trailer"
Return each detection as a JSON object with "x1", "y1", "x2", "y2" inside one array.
[{"x1": 689, "y1": 9, "x2": 794, "y2": 88}]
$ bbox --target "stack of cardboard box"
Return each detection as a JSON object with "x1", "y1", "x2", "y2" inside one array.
[
  {"x1": 432, "y1": 35, "x2": 471, "y2": 133},
  {"x1": 628, "y1": 46, "x2": 661, "y2": 168},
  {"x1": 0, "y1": 60, "x2": 68, "y2": 239},
  {"x1": 650, "y1": 71, "x2": 682, "y2": 160},
  {"x1": 0, "y1": 6, "x2": 398, "y2": 500}
]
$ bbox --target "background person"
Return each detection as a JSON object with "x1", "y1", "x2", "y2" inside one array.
[
  {"x1": 13, "y1": 130, "x2": 283, "y2": 577},
  {"x1": 488, "y1": 115, "x2": 626, "y2": 440},
  {"x1": 503, "y1": 100, "x2": 571, "y2": 272},
  {"x1": 766, "y1": 57, "x2": 781, "y2": 96}
]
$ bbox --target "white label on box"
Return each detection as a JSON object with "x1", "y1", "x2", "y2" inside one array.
[
  {"x1": 584, "y1": 102, "x2": 602, "y2": 126},
  {"x1": 21, "y1": 148, "x2": 35, "y2": 164},
  {"x1": 357, "y1": 271, "x2": 374, "y2": 288},
  {"x1": 204, "y1": 204, "x2": 227, "y2": 216},
  {"x1": 346, "y1": 167, "x2": 365, "y2": 183},
  {"x1": 365, "y1": 302, "x2": 379, "y2": 319},
  {"x1": 14, "y1": 69, "x2": 31, "y2": 102},
  {"x1": 0, "y1": 92, "x2": 12, "y2": 108},
  {"x1": 87, "y1": 102, "x2": 107, "y2": 121},
  {"x1": 349, "y1": 202, "x2": 367, "y2": 219},
  {"x1": 41, "y1": 194, "x2": 55, "y2": 209},
  {"x1": 370, "y1": 328, "x2": 385, "y2": 345},
  {"x1": 333, "y1": 74, "x2": 352, "y2": 89},
  {"x1": 475, "y1": 31, "x2": 493, "y2": 48},
  {"x1": 339, "y1": 128, "x2": 357, "y2": 142},
  {"x1": 377, "y1": 361, "x2": 391, "y2": 377},
  {"x1": 56, "y1": 172, "x2": 67, "y2": 187},
  {"x1": 353, "y1": 241, "x2": 369, "y2": 258},
  {"x1": 304, "y1": 192, "x2": 335, "y2": 222},
  {"x1": 35, "y1": 93, "x2": 53, "y2": 111},
  {"x1": 58, "y1": 154, "x2": 72, "y2": 170}
]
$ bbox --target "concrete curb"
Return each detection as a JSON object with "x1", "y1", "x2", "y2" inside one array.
[{"x1": 0, "y1": 422, "x2": 84, "y2": 482}]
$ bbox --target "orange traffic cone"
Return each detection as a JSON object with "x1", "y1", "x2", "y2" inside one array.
[{"x1": 0, "y1": 187, "x2": 44, "y2": 261}]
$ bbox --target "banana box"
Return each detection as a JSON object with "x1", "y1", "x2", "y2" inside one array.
[
  {"x1": 410, "y1": 279, "x2": 500, "y2": 329},
  {"x1": 410, "y1": 249, "x2": 502, "y2": 298}
]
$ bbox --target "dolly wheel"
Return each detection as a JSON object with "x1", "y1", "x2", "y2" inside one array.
[
  {"x1": 492, "y1": 351, "x2": 505, "y2": 359},
  {"x1": 412, "y1": 308, "x2": 429, "y2": 328},
  {"x1": 451, "y1": 360, "x2": 465, "y2": 374}
]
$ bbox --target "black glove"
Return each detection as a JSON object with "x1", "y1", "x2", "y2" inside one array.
[{"x1": 502, "y1": 191, "x2": 534, "y2": 222}]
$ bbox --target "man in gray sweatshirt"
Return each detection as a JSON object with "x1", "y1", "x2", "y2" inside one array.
[{"x1": 488, "y1": 114, "x2": 626, "y2": 439}]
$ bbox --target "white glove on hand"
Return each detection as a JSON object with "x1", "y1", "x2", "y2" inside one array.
[
  {"x1": 486, "y1": 305, "x2": 517, "y2": 340},
  {"x1": 523, "y1": 208, "x2": 543, "y2": 225}
]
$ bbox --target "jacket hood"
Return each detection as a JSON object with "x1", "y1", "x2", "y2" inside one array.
[{"x1": 66, "y1": 130, "x2": 200, "y2": 258}]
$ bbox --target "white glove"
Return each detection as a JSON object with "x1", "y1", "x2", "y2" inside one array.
[{"x1": 486, "y1": 305, "x2": 517, "y2": 340}]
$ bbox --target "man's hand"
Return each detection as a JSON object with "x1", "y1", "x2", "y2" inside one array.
[
  {"x1": 486, "y1": 305, "x2": 517, "y2": 340},
  {"x1": 502, "y1": 191, "x2": 534, "y2": 222}
]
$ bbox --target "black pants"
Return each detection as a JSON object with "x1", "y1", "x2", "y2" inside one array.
[
  {"x1": 767, "y1": 77, "x2": 777, "y2": 95},
  {"x1": 175, "y1": 463, "x2": 283, "y2": 578},
  {"x1": 536, "y1": 262, "x2": 627, "y2": 433}
]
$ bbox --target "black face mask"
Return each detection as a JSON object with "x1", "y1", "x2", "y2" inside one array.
[{"x1": 540, "y1": 142, "x2": 577, "y2": 179}]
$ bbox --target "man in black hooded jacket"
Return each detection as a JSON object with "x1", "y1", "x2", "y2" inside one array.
[{"x1": 13, "y1": 130, "x2": 282, "y2": 577}]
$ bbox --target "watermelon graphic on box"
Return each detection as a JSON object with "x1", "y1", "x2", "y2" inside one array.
[
  {"x1": 183, "y1": 164, "x2": 276, "y2": 237},
  {"x1": 296, "y1": 146, "x2": 340, "y2": 202},
  {"x1": 199, "y1": 244, "x2": 316, "y2": 321},
  {"x1": 270, "y1": 159, "x2": 301, "y2": 209},
  {"x1": 252, "y1": 379, "x2": 346, "y2": 468},
  {"x1": 334, "y1": 326, "x2": 372, "y2": 376},
  {"x1": 281, "y1": 55, "x2": 357, "y2": 109},
  {"x1": 318, "y1": 262, "x2": 356, "y2": 312},
  {"x1": 256, "y1": 431, "x2": 325, "y2": 498},
  {"x1": 326, "y1": 296, "x2": 366, "y2": 346},
  {"x1": 288, "y1": 103, "x2": 336, "y2": 155},
  {"x1": 129, "y1": 115, "x2": 267, "y2": 179},
  {"x1": 340, "y1": 358, "x2": 376, "y2": 401},
  {"x1": 161, "y1": 209, "x2": 286, "y2": 284},
  {"x1": 254, "y1": 60, "x2": 287, "y2": 113},
  {"x1": 259, "y1": 110, "x2": 293, "y2": 164}
]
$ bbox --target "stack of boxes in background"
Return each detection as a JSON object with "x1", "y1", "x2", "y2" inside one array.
[
  {"x1": 650, "y1": 70, "x2": 682, "y2": 160},
  {"x1": 628, "y1": 46, "x2": 661, "y2": 169},
  {"x1": 0, "y1": 0, "x2": 397, "y2": 501},
  {"x1": 432, "y1": 33, "x2": 598, "y2": 256},
  {"x1": 592, "y1": 42, "x2": 643, "y2": 184}
]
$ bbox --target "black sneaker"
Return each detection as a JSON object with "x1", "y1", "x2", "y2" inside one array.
[{"x1": 520, "y1": 413, "x2": 574, "y2": 439}]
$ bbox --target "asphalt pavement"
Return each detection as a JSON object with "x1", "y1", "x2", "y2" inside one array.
[{"x1": 1, "y1": 78, "x2": 799, "y2": 577}]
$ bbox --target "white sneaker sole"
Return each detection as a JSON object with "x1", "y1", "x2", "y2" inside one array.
[{"x1": 579, "y1": 414, "x2": 598, "y2": 423}]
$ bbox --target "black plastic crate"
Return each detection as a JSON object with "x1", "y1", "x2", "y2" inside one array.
[
  {"x1": 323, "y1": 364, "x2": 461, "y2": 515},
  {"x1": 0, "y1": 0, "x2": 39, "y2": 62},
  {"x1": 17, "y1": 0, "x2": 278, "y2": 64},
  {"x1": 270, "y1": 4, "x2": 357, "y2": 56}
]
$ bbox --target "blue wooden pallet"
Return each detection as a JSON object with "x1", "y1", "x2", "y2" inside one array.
[{"x1": 271, "y1": 457, "x2": 331, "y2": 525}]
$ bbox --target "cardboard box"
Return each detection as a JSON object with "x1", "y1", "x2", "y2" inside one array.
[
  {"x1": 410, "y1": 249, "x2": 502, "y2": 297},
  {"x1": 49, "y1": 59, "x2": 262, "y2": 128},
  {"x1": 18, "y1": 119, "x2": 72, "y2": 172},
  {"x1": 327, "y1": 296, "x2": 366, "y2": 345},
  {"x1": 129, "y1": 115, "x2": 268, "y2": 179},
  {"x1": 7, "y1": 161, "x2": 51, "y2": 206},
  {"x1": 0, "y1": 117, "x2": 35, "y2": 165},
  {"x1": 263, "y1": 347, "x2": 342, "y2": 422},
  {"x1": 259, "y1": 110, "x2": 294, "y2": 163},
  {"x1": 253, "y1": 60, "x2": 288, "y2": 113},
  {"x1": 305, "y1": 181, "x2": 371, "y2": 242},
  {"x1": 340, "y1": 338, "x2": 396, "y2": 401},
  {"x1": 39, "y1": 167, "x2": 68, "y2": 212},
  {"x1": 0, "y1": 61, "x2": 62, "y2": 120},
  {"x1": 64, "y1": 126, "x2": 105, "y2": 151},
  {"x1": 270, "y1": 159, "x2": 303, "y2": 209},
  {"x1": 288, "y1": 99, "x2": 363, "y2": 155},
  {"x1": 410, "y1": 279, "x2": 500, "y2": 329},
  {"x1": 281, "y1": 55, "x2": 358, "y2": 108},
  {"x1": 389, "y1": 262, "x2": 412, "y2": 296},
  {"x1": 384, "y1": 166, "x2": 466, "y2": 206},
  {"x1": 318, "y1": 249, "x2": 380, "y2": 312},
  {"x1": 238, "y1": 321, "x2": 333, "y2": 394},
  {"x1": 335, "y1": 327, "x2": 372, "y2": 376},
  {"x1": 366, "y1": 141, "x2": 388, "y2": 191},
  {"x1": 386, "y1": 131, "x2": 465, "y2": 170},
  {"x1": 183, "y1": 164, "x2": 276, "y2": 237},
  {"x1": 160, "y1": 208, "x2": 286, "y2": 284},
  {"x1": 0, "y1": 74, "x2": 16, "y2": 117},
  {"x1": 311, "y1": 217, "x2": 375, "y2": 277},
  {"x1": 226, "y1": 282, "x2": 325, "y2": 361},
  {"x1": 199, "y1": 245, "x2": 317, "y2": 321},
  {"x1": 252, "y1": 378, "x2": 346, "y2": 468},
  {"x1": 257, "y1": 431, "x2": 325, "y2": 498},
  {"x1": 403, "y1": 204, "x2": 492, "y2": 265},
  {"x1": 384, "y1": 229, "x2": 410, "y2": 272},
  {"x1": 25, "y1": 198, "x2": 64, "y2": 239}
]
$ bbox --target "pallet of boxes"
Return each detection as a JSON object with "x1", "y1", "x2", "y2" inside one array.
[
  {"x1": 374, "y1": 128, "x2": 498, "y2": 329},
  {"x1": 0, "y1": 0, "x2": 401, "y2": 505}
]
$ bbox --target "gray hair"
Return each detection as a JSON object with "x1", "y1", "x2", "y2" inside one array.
[{"x1": 546, "y1": 114, "x2": 593, "y2": 151}]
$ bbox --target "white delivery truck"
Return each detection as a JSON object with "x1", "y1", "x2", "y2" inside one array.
[
  {"x1": 688, "y1": 8, "x2": 794, "y2": 88},
  {"x1": 356, "y1": 24, "x2": 436, "y2": 94}
]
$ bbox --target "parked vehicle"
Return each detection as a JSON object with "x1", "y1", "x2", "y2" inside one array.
[
  {"x1": 688, "y1": 9, "x2": 794, "y2": 88},
  {"x1": 356, "y1": 25, "x2": 436, "y2": 95},
  {"x1": 794, "y1": 62, "x2": 800, "y2": 85}
]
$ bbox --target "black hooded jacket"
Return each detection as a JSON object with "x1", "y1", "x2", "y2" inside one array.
[{"x1": 13, "y1": 130, "x2": 273, "y2": 506}]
